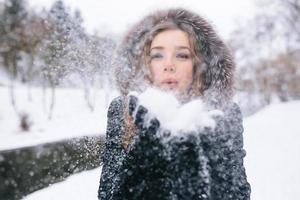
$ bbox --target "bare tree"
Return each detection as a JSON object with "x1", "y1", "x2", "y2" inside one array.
[
  {"x1": 228, "y1": 0, "x2": 300, "y2": 115},
  {"x1": 39, "y1": 0, "x2": 74, "y2": 119}
]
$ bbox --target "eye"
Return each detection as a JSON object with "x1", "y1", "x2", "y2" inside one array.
[
  {"x1": 176, "y1": 53, "x2": 191, "y2": 60},
  {"x1": 150, "y1": 53, "x2": 163, "y2": 60}
]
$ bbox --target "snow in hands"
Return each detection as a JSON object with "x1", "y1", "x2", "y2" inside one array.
[{"x1": 128, "y1": 87, "x2": 223, "y2": 134}]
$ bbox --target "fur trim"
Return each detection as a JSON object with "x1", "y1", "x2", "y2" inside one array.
[{"x1": 113, "y1": 8, "x2": 235, "y2": 107}]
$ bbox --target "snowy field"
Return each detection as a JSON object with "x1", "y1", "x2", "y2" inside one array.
[
  {"x1": 23, "y1": 167, "x2": 103, "y2": 200},
  {"x1": 22, "y1": 100, "x2": 300, "y2": 200},
  {"x1": 244, "y1": 100, "x2": 300, "y2": 200},
  {"x1": 0, "y1": 86, "x2": 118, "y2": 150}
]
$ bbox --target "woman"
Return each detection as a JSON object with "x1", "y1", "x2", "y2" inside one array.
[{"x1": 98, "y1": 8, "x2": 251, "y2": 200}]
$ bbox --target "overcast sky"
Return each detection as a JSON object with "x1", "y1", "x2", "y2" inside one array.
[{"x1": 26, "y1": 0, "x2": 258, "y2": 40}]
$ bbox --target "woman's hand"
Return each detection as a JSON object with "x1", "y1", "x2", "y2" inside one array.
[
  {"x1": 124, "y1": 96, "x2": 210, "y2": 199},
  {"x1": 127, "y1": 95, "x2": 161, "y2": 134}
]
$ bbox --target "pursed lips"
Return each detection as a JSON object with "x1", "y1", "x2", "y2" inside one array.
[{"x1": 161, "y1": 78, "x2": 178, "y2": 89}]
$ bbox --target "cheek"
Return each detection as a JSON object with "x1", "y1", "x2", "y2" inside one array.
[
  {"x1": 149, "y1": 63, "x2": 163, "y2": 83},
  {"x1": 179, "y1": 63, "x2": 194, "y2": 84}
]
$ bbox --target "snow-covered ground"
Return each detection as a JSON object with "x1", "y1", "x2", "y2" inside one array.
[
  {"x1": 23, "y1": 167, "x2": 103, "y2": 200},
  {"x1": 0, "y1": 86, "x2": 118, "y2": 150},
  {"x1": 244, "y1": 100, "x2": 300, "y2": 200},
  {"x1": 22, "y1": 100, "x2": 300, "y2": 200}
]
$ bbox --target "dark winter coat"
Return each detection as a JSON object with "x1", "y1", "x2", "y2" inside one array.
[
  {"x1": 98, "y1": 8, "x2": 251, "y2": 200},
  {"x1": 98, "y1": 96, "x2": 250, "y2": 200}
]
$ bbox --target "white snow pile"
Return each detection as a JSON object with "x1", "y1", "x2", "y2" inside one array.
[{"x1": 129, "y1": 87, "x2": 223, "y2": 134}]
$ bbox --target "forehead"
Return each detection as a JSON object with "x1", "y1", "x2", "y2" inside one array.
[{"x1": 150, "y1": 29, "x2": 190, "y2": 48}]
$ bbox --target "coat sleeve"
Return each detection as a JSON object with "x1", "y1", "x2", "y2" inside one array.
[
  {"x1": 201, "y1": 102, "x2": 251, "y2": 200},
  {"x1": 111, "y1": 119, "x2": 172, "y2": 199},
  {"x1": 98, "y1": 97, "x2": 126, "y2": 200}
]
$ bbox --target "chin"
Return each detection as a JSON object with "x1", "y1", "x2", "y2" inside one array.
[{"x1": 161, "y1": 86, "x2": 179, "y2": 93}]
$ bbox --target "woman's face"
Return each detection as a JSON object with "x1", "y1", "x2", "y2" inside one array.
[{"x1": 148, "y1": 29, "x2": 194, "y2": 96}]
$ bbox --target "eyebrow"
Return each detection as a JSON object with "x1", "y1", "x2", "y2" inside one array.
[{"x1": 150, "y1": 46, "x2": 191, "y2": 51}]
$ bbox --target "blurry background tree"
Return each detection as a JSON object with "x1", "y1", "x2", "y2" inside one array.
[
  {"x1": 229, "y1": 0, "x2": 300, "y2": 115},
  {"x1": 0, "y1": 0, "x2": 27, "y2": 111},
  {"x1": 0, "y1": 0, "x2": 117, "y2": 120},
  {"x1": 39, "y1": 0, "x2": 78, "y2": 119},
  {"x1": 0, "y1": 0, "x2": 27, "y2": 80}
]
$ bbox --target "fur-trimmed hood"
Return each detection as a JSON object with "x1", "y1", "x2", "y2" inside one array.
[{"x1": 113, "y1": 8, "x2": 235, "y2": 108}]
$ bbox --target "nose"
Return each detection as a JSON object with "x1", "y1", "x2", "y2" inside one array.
[{"x1": 163, "y1": 57, "x2": 176, "y2": 72}]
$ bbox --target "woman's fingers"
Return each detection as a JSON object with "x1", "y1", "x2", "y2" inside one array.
[
  {"x1": 134, "y1": 105, "x2": 148, "y2": 129},
  {"x1": 128, "y1": 95, "x2": 138, "y2": 116},
  {"x1": 148, "y1": 118, "x2": 160, "y2": 133},
  {"x1": 128, "y1": 95, "x2": 161, "y2": 132}
]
